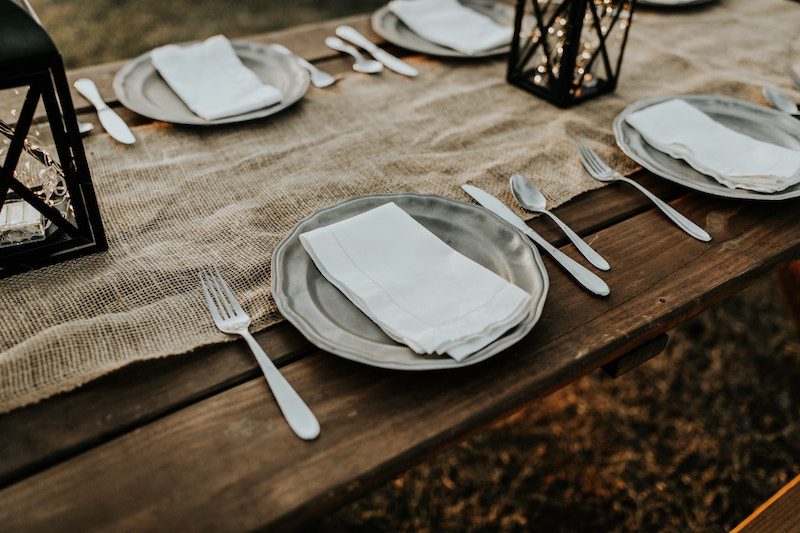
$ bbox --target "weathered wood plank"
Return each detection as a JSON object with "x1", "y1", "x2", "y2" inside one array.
[
  {"x1": 1, "y1": 191, "x2": 797, "y2": 531},
  {"x1": 732, "y1": 475, "x2": 800, "y2": 533},
  {"x1": 601, "y1": 333, "x2": 668, "y2": 378},
  {"x1": 0, "y1": 171, "x2": 683, "y2": 487}
]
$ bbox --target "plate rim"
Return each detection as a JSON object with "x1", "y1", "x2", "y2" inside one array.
[
  {"x1": 112, "y1": 40, "x2": 310, "y2": 126},
  {"x1": 271, "y1": 192, "x2": 550, "y2": 371},
  {"x1": 613, "y1": 94, "x2": 800, "y2": 201},
  {"x1": 637, "y1": 0, "x2": 717, "y2": 7},
  {"x1": 370, "y1": 0, "x2": 513, "y2": 59}
]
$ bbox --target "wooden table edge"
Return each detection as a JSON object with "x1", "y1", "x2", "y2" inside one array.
[{"x1": 732, "y1": 474, "x2": 800, "y2": 533}]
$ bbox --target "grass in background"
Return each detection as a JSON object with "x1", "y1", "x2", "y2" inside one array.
[{"x1": 34, "y1": 0, "x2": 385, "y2": 67}]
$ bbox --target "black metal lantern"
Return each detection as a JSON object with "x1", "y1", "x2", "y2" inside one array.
[
  {"x1": 507, "y1": 0, "x2": 636, "y2": 107},
  {"x1": 0, "y1": 0, "x2": 106, "y2": 278}
]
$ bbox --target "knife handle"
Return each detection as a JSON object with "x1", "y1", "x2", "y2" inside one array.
[
  {"x1": 335, "y1": 25, "x2": 377, "y2": 53},
  {"x1": 526, "y1": 229, "x2": 610, "y2": 297},
  {"x1": 73, "y1": 78, "x2": 108, "y2": 111}
]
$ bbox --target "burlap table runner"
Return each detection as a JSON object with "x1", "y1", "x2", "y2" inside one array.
[{"x1": 1, "y1": 0, "x2": 798, "y2": 413}]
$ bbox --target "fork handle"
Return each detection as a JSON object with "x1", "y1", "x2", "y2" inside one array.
[
  {"x1": 618, "y1": 177, "x2": 711, "y2": 242},
  {"x1": 241, "y1": 331, "x2": 320, "y2": 440}
]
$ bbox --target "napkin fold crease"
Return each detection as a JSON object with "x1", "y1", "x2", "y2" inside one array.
[
  {"x1": 388, "y1": 0, "x2": 513, "y2": 55},
  {"x1": 300, "y1": 202, "x2": 531, "y2": 361},
  {"x1": 626, "y1": 98, "x2": 800, "y2": 193},
  {"x1": 151, "y1": 35, "x2": 283, "y2": 121}
]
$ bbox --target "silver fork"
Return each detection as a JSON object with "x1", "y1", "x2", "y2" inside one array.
[
  {"x1": 577, "y1": 140, "x2": 711, "y2": 242},
  {"x1": 201, "y1": 269, "x2": 320, "y2": 440}
]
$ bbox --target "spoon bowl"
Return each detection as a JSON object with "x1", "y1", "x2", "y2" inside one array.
[
  {"x1": 353, "y1": 60, "x2": 384, "y2": 74},
  {"x1": 324, "y1": 36, "x2": 383, "y2": 74},
  {"x1": 510, "y1": 173, "x2": 547, "y2": 211},
  {"x1": 509, "y1": 173, "x2": 610, "y2": 271}
]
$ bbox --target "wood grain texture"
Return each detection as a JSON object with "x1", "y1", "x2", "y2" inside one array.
[
  {"x1": 733, "y1": 475, "x2": 800, "y2": 533},
  {"x1": 1, "y1": 191, "x2": 798, "y2": 531},
  {"x1": 601, "y1": 333, "x2": 668, "y2": 378},
  {"x1": 0, "y1": 170, "x2": 682, "y2": 487}
]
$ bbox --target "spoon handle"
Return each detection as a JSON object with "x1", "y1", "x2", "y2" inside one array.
[
  {"x1": 542, "y1": 211, "x2": 610, "y2": 271},
  {"x1": 325, "y1": 37, "x2": 364, "y2": 63}
]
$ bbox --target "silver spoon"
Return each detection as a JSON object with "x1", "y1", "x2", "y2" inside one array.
[
  {"x1": 324, "y1": 36, "x2": 383, "y2": 74},
  {"x1": 271, "y1": 44, "x2": 337, "y2": 88},
  {"x1": 763, "y1": 86, "x2": 800, "y2": 117},
  {"x1": 510, "y1": 173, "x2": 610, "y2": 271}
]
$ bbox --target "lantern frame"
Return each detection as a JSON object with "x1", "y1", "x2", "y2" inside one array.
[
  {"x1": 507, "y1": 0, "x2": 636, "y2": 108},
  {"x1": 0, "y1": 1, "x2": 106, "y2": 278}
]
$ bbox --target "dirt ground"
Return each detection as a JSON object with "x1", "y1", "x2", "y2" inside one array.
[
  {"x1": 318, "y1": 277, "x2": 800, "y2": 531},
  {"x1": 31, "y1": 2, "x2": 800, "y2": 530}
]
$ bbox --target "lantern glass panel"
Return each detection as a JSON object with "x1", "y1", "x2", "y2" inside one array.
[
  {"x1": 0, "y1": 87, "x2": 75, "y2": 249},
  {"x1": 508, "y1": 0, "x2": 636, "y2": 107},
  {"x1": 0, "y1": 0, "x2": 106, "y2": 278}
]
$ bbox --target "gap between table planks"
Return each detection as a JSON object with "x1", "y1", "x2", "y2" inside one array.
[
  {"x1": 3, "y1": 9, "x2": 800, "y2": 530},
  {"x1": 0, "y1": 170, "x2": 683, "y2": 487},
  {"x1": 0, "y1": 12, "x2": 690, "y2": 487},
  {"x1": 2, "y1": 186, "x2": 800, "y2": 530}
]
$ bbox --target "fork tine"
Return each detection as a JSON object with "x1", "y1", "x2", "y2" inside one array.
[
  {"x1": 578, "y1": 141, "x2": 610, "y2": 176},
  {"x1": 201, "y1": 276, "x2": 226, "y2": 323},
  {"x1": 577, "y1": 141, "x2": 599, "y2": 175},
  {"x1": 202, "y1": 270, "x2": 232, "y2": 319},
  {"x1": 586, "y1": 144, "x2": 611, "y2": 174},
  {"x1": 213, "y1": 268, "x2": 245, "y2": 316},
  {"x1": 205, "y1": 270, "x2": 235, "y2": 319}
]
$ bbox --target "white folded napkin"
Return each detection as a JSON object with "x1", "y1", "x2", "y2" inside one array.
[
  {"x1": 150, "y1": 35, "x2": 283, "y2": 121},
  {"x1": 388, "y1": 0, "x2": 513, "y2": 55},
  {"x1": 300, "y1": 202, "x2": 531, "y2": 361},
  {"x1": 626, "y1": 98, "x2": 800, "y2": 193}
]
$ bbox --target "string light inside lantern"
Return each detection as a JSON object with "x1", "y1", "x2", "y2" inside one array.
[{"x1": 508, "y1": 0, "x2": 637, "y2": 107}]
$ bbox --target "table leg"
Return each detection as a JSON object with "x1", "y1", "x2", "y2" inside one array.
[
  {"x1": 601, "y1": 334, "x2": 669, "y2": 378},
  {"x1": 778, "y1": 260, "x2": 800, "y2": 333}
]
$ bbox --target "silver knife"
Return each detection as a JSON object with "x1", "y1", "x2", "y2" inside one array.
[
  {"x1": 73, "y1": 78, "x2": 135, "y2": 145},
  {"x1": 462, "y1": 184, "x2": 610, "y2": 297},
  {"x1": 335, "y1": 25, "x2": 418, "y2": 77}
]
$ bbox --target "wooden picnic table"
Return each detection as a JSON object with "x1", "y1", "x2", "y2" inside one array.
[{"x1": 1, "y1": 13, "x2": 800, "y2": 531}]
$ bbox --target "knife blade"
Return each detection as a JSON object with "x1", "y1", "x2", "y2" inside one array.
[
  {"x1": 335, "y1": 25, "x2": 418, "y2": 77},
  {"x1": 74, "y1": 78, "x2": 135, "y2": 145},
  {"x1": 461, "y1": 184, "x2": 610, "y2": 297}
]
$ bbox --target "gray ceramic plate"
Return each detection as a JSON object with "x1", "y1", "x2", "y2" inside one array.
[
  {"x1": 272, "y1": 193, "x2": 549, "y2": 371},
  {"x1": 113, "y1": 41, "x2": 309, "y2": 126},
  {"x1": 614, "y1": 95, "x2": 800, "y2": 201},
  {"x1": 371, "y1": 0, "x2": 515, "y2": 58}
]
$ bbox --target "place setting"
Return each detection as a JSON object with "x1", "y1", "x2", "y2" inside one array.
[
  {"x1": 6, "y1": 0, "x2": 800, "y2": 527},
  {"x1": 614, "y1": 94, "x2": 800, "y2": 201},
  {"x1": 371, "y1": 0, "x2": 516, "y2": 58},
  {"x1": 113, "y1": 35, "x2": 312, "y2": 126}
]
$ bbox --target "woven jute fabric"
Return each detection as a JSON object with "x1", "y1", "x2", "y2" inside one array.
[{"x1": 1, "y1": 0, "x2": 799, "y2": 413}]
